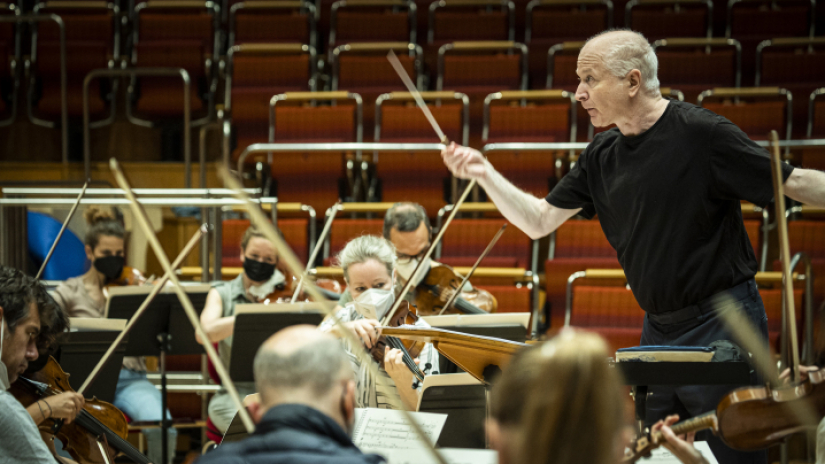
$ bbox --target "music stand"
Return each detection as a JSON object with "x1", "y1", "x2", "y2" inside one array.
[
  {"x1": 229, "y1": 303, "x2": 326, "y2": 382},
  {"x1": 105, "y1": 284, "x2": 210, "y2": 463},
  {"x1": 422, "y1": 313, "x2": 530, "y2": 374},
  {"x1": 417, "y1": 373, "x2": 487, "y2": 449},
  {"x1": 57, "y1": 318, "x2": 128, "y2": 403}
]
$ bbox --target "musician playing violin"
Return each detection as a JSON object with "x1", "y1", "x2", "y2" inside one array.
[
  {"x1": 51, "y1": 207, "x2": 176, "y2": 464},
  {"x1": 320, "y1": 235, "x2": 439, "y2": 411},
  {"x1": 197, "y1": 226, "x2": 287, "y2": 433},
  {"x1": 336, "y1": 202, "x2": 495, "y2": 312},
  {"x1": 0, "y1": 266, "x2": 81, "y2": 463}
]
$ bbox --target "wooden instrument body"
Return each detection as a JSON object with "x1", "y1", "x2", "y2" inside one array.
[
  {"x1": 107, "y1": 266, "x2": 147, "y2": 287},
  {"x1": 717, "y1": 368, "x2": 825, "y2": 450},
  {"x1": 9, "y1": 358, "x2": 130, "y2": 464},
  {"x1": 413, "y1": 265, "x2": 497, "y2": 316},
  {"x1": 371, "y1": 300, "x2": 425, "y2": 365}
]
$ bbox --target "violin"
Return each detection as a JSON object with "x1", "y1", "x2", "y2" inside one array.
[
  {"x1": 9, "y1": 357, "x2": 152, "y2": 464},
  {"x1": 369, "y1": 300, "x2": 428, "y2": 382},
  {"x1": 259, "y1": 265, "x2": 342, "y2": 304},
  {"x1": 106, "y1": 266, "x2": 148, "y2": 288},
  {"x1": 413, "y1": 265, "x2": 497, "y2": 316}
]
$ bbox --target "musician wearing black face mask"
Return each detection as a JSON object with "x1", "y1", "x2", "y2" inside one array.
[
  {"x1": 198, "y1": 226, "x2": 285, "y2": 434},
  {"x1": 52, "y1": 207, "x2": 176, "y2": 464}
]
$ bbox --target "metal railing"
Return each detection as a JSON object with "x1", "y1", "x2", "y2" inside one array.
[{"x1": 84, "y1": 68, "x2": 192, "y2": 186}]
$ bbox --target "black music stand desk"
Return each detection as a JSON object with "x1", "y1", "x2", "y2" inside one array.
[{"x1": 58, "y1": 317, "x2": 129, "y2": 404}]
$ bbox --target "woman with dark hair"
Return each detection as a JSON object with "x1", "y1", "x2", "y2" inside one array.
[{"x1": 52, "y1": 207, "x2": 176, "y2": 464}]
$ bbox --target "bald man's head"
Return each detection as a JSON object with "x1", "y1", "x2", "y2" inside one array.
[
  {"x1": 581, "y1": 29, "x2": 660, "y2": 98},
  {"x1": 253, "y1": 325, "x2": 352, "y2": 406}
]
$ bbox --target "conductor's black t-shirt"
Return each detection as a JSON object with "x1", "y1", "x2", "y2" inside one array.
[{"x1": 546, "y1": 100, "x2": 794, "y2": 314}]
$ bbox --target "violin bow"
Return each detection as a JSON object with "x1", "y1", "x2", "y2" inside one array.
[
  {"x1": 35, "y1": 181, "x2": 89, "y2": 280},
  {"x1": 77, "y1": 224, "x2": 206, "y2": 396},
  {"x1": 439, "y1": 223, "x2": 507, "y2": 315},
  {"x1": 769, "y1": 130, "x2": 801, "y2": 384},
  {"x1": 110, "y1": 160, "x2": 257, "y2": 434},
  {"x1": 290, "y1": 201, "x2": 342, "y2": 303},
  {"x1": 382, "y1": 49, "x2": 479, "y2": 326},
  {"x1": 218, "y1": 166, "x2": 448, "y2": 464}
]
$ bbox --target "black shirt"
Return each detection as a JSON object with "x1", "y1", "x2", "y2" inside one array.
[
  {"x1": 196, "y1": 404, "x2": 385, "y2": 464},
  {"x1": 546, "y1": 100, "x2": 794, "y2": 314}
]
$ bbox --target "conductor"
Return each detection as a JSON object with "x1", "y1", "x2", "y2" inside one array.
[{"x1": 442, "y1": 29, "x2": 825, "y2": 464}]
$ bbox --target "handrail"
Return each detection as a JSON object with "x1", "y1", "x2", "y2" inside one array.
[
  {"x1": 564, "y1": 268, "x2": 807, "y2": 327},
  {"x1": 181, "y1": 265, "x2": 534, "y2": 280},
  {"x1": 0, "y1": 198, "x2": 278, "y2": 206},
  {"x1": 1, "y1": 188, "x2": 261, "y2": 196},
  {"x1": 236, "y1": 143, "x2": 445, "y2": 173},
  {"x1": 0, "y1": 13, "x2": 67, "y2": 164},
  {"x1": 786, "y1": 205, "x2": 825, "y2": 215},
  {"x1": 84, "y1": 68, "x2": 192, "y2": 186}
]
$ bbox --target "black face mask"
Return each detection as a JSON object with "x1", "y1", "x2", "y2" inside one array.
[
  {"x1": 93, "y1": 255, "x2": 124, "y2": 282},
  {"x1": 243, "y1": 257, "x2": 276, "y2": 283}
]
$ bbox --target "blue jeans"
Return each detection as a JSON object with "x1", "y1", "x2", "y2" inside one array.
[
  {"x1": 114, "y1": 369, "x2": 177, "y2": 464},
  {"x1": 640, "y1": 278, "x2": 768, "y2": 464}
]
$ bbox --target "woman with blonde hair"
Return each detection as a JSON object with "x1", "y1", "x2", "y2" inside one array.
[
  {"x1": 488, "y1": 329, "x2": 709, "y2": 464},
  {"x1": 320, "y1": 235, "x2": 439, "y2": 411}
]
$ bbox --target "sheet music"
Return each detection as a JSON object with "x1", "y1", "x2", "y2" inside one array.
[
  {"x1": 372, "y1": 448, "x2": 498, "y2": 464},
  {"x1": 352, "y1": 408, "x2": 447, "y2": 451},
  {"x1": 641, "y1": 442, "x2": 719, "y2": 464}
]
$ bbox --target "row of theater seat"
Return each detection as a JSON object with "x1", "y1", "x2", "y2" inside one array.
[
  {"x1": 216, "y1": 204, "x2": 825, "y2": 351},
  {"x1": 0, "y1": 0, "x2": 821, "y2": 136}
]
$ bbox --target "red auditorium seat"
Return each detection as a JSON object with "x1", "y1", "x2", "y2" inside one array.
[
  {"x1": 372, "y1": 91, "x2": 468, "y2": 212},
  {"x1": 652, "y1": 38, "x2": 741, "y2": 103},
  {"x1": 222, "y1": 218, "x2": 310, "y2": 268},
  {"x1": 802, "y1": 88, "x2": 825, "y2": 171},
  {"x1": 698, "y1": 87, "x2": 792, "y2": 141},
  {"x1": 625, "y1": 0, "x2": 712, "y2": 41},
  {"x1": 29, "y1": 2, "x2": 118, "y2": 125},
  {"x1": 426, "y1": 0, "x2": 515, "y2": 78},
  {"x1": 568, "y1": 285, "x2": 645, "y2": 352},
  {"x1": 726, "y1": 0, "x2": 815, "y2": 86},
  {"x1": 756, "y1": 37, "x2": 825, "y2": 139},
  {"x1": 545, "y1": 218, "x2": 622, "y2": 329},
  {"x1": 247, "y1": 91, "x2": 363, "y2": 211},
  {"x1": 477, "y1": 284, "x2": 533, "y2": 314},
  {"x1": 482, "y1": 89, "x2": 576, "y2": 197},
  {"x1": 759, "y1": 286, "x2": 804, "y2": 350},
  {"x1": 331, "y1": 42, "x2": 422, "y2": 141},
  {"x1": 437, "y1": 41, "x2": 528, "y2": 145},
  {"x1": 772, "y1": 215, "x2": 825, "y2": 312},
  {"x1": 0, "y1": 3, "x2": 17, "y2": 125},
  {"x1": 525, "y1": 0, "x2": 610, "y2": 88},
  {"x1": 225, "y1": 44, "x2": 316, "y2": 162},
  {"x1": 329, "y1": 0, "x2": 415, "y2": 50},
  {"x1": 229, "y1": 1, "x2": 316, "y2": 48},
  {"x1": 438, "y1": 217, "x2": 533, "y2": 269},
  {"x1": 324, "y1": 218, "x2": 384, "y2": 265},
  {"x1": 128, "y1": 1, "x2": 219, "y2": 125}
]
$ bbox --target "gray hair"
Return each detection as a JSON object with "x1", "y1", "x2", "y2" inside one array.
[
  {"x1": 253, "y1": 335, "x2": 352, "y2": 398},
  {"x1": 337, "y1": 235, "x2": 396, "y2": 282},
  {"x1": 586, "y1": 29, "x2": 660, "y2": 98},
  {"x1": 383, "y1": 202, "x2": 431, "y2": 239}
]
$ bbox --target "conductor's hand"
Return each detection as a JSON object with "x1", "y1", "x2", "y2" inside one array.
[
  {"x1": 442, "y1": 142, "x2": 488, "y2": 181},
  {"x1": 346, "y1": 319, "x2": 381, "y2": 349},
  {"x1": 44, "y1": 392, "x2": 85, "y2": 424},
  {"x1": 651, "y1": 415, "x2": 707, "y2": 464}
]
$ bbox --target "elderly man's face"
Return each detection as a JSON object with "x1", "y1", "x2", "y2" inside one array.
[{"x1": 575, "y1": 42, "x2": 627, "y2": 128}]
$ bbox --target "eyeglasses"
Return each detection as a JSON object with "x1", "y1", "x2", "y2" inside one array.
[{"x1": 396, "y1": 245, "x2": 430, "y2": 265}]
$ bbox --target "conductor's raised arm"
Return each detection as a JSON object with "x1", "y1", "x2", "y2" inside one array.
[{"x1": 441, "y1": 142, "x2": 580, "y2": 239}]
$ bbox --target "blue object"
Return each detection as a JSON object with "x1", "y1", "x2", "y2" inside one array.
[{"x1": 27, "y1": 211, "x2": 87, "y2": 280}]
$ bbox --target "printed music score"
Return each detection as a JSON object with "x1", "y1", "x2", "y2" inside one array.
[
  {"x1": 375, "y1": 448, "x2": 499, "y2": 464},
  {"x1": 352, "y1": 408, "x2": 447, "y2": 451},
  {"x1": 641, "y1": 442, "x2": 719, "y2": 464}
]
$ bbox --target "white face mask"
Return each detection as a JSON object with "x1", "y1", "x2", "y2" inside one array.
[
  {"x1": 353, "y1": 288, "x2": 395, "y2": 321},
  {"x1": 395, "y1": 257, "x2": 431, "y2": 286},
  {"x1": 0, "y1": 316, "x2": 9, "y2": 390},
  {"x1": 247, "y1": 270, "x2": 286, "y2": 301}
]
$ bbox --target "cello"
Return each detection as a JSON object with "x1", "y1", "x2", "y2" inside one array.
[{"x1": 10, "y1": 357, "x2": 152, "y2": 464}]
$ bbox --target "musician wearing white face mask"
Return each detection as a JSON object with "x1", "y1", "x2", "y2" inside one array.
[{"x1": 320, "y1": 236, "x2": 439, "y2": 411}]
